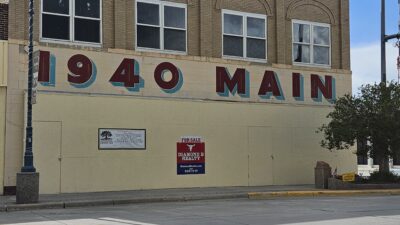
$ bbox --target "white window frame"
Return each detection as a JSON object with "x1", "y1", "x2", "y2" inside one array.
[
  {"x1": 292, "y1": 19, "x2": 331, "y2": 68},
  {"x1": 135, "y1": 0, "x2": 187, "y2": 55},
  {"x1": 222, "y1": 9, "x2": 267, "y2": 63},
  {"x1": 40, "y1": 0, "x2": 103, "y2": 47}
]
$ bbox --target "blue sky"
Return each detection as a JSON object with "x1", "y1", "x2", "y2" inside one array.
[
  {"x1": 351, "y1": 0, "x2": 398, "y2": 47},
  {"x1": 351, "y1": 0, "x2": 400, "y2": 93}
]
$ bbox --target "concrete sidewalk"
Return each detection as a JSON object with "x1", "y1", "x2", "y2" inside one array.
[
  {"x1": 3, "y1": 185, "x2": 400, "y2": 212},
  {"x1": 249, "y1": 189, "x2": 400, "y2": 199},
  {"x1": 0, "y1": 185, "x2": 314, "y2": 212}
]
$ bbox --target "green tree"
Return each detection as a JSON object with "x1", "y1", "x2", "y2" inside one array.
[{"x1": 319, "y1": 82, "x2": 400, "y2": 173}]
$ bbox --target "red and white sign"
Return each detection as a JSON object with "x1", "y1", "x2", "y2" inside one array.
[
  {"x1": 177, "y1": 143, "x2": 205, "y2": 164},
  {"x1": 177, "y1": 136, "x2": 205, "y2": 175}
]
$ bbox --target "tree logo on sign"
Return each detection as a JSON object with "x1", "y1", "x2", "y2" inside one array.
[{"x1": 101, "y1": 131, "x2": 112, "y2": 140}]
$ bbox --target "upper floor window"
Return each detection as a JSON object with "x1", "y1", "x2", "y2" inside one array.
[
  {"x1": 222, "y1": 10, "x2": 267, "y2": 62},
  {"x1": 41, "y1": 0, "x2": 102, "y2": 44},
  {"x1": 136, "y1": 0, "x2": 187, "y2": 53},
  {"x1": 292, "y1": 20, "x2": 330, "y2": 67}
]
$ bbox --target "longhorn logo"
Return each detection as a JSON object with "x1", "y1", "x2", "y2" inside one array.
[{"x1": 187, "y1": 144, "x2": 196, "y2": 152}]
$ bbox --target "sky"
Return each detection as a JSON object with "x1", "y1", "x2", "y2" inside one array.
[{"x1": 351, "y1": 0, "x2": 400, "y2": 94}]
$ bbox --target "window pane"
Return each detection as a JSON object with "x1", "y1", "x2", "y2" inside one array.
[
  {"x1": 42, "y1": 14, "x2": 70, "y2": 40},
  {"x1": 357, "y1": 155, "x2": 368, "y2": 165},
  {"x1": 75, "y1": 0, "x2": 100, "y2": 18},
  {"x1": 137, "y1": 2, "x2": 159, "y2": 25},
  {"x1": 164, "y1": 29, "x2": 186, "y2": 51},
  {"x1": 164, "y1": 6, "x2": 185, "y2": 29},
  {"x1": 313, "y1": 26, "x2": 330, "y2": 45},
  {"x1": 137, "y1": 25, "x2": 160, "y2": 49},
  {"x1": 394, "y1": 154, "x2": 400, "y2": 165},
  {"x1": 293, "y1": 44, "x2": 310, "y2": 63},
  {"x1": 223, "y1": 35, "x2": 243, "y2": 57},
  {"x1": 74, "y1": 18, "x2": 100, "y2": 43},
  {"x1": 247, "y1": 17, "x2": 265, "y2": 38},
  {"x1": 293, "y1": 23, "x2": 310, "y2": 43},
  {"x1": 224, "y1": 14, "x2": 243, "y2": 35},
  {"x1": 313, "y1": 46, "x2": 330, "y2": 65},
  {"x1": 247, "y1": 38, "x2": 265, "y2": 59},
  {"x1": 43, "y1": 0, "x2": 69, "y2": 14}
]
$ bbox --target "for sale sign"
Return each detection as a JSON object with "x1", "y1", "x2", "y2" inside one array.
[{"x1": 177, "y1": 136, "x2": 205, "y2": 175}]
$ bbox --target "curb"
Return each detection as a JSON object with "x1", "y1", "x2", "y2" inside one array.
[
  {"x1": 3, "y1": 190, "x2": 400, "y2": 212},
  {"x1": 248, "y1": 189, "x2": 400, "y2": 199},
  {"x1": 64, "y1": 200, "x2": 114, "y2": 208},
  {"x1": 4, "y1": 202, "x2": 64, "y2": 212},
  {"x1": 1, "y1": 193, "x2": 248, "y2": 212}
]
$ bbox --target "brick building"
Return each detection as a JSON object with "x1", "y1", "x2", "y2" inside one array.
[
  {"x1": 0, "y1": 0, "x2": 355, "y2": 194},
  {"x1": 0, "y1": 2, "x2": 8, "y2": 40}
]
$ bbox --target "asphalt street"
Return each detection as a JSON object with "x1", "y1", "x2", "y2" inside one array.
[{"x1": 1, "y1": 196, "x2": 400, "y2": 225}]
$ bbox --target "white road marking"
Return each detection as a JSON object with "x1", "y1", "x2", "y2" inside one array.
[
  {"x1": 2, "y1": 217, "x2": 159, "y2": 225},
  {"x1": 278, "y1": 215, "x2": 400, "y2": 225}
]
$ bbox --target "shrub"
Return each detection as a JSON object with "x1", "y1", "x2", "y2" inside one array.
[{"x1": 368, "y1": 171, "x2": 399, "y2": 183}]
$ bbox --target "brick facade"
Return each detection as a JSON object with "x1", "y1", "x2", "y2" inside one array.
[
  {"x1": 8, "y1": 0, "x2": 349, "y2": 70},
  {"x1": 0, "y1": 3, "x2": 8, "y2": 40}
]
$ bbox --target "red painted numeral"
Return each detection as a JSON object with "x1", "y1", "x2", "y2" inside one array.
[
  {"x1": 109, "y1": 59, "x2": 140, "y2": 87},
  {"x1": 68, "y1": 54, "x2": 94, "y2": 85}
]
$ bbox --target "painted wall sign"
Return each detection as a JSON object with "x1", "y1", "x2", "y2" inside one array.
[
  {"x1": 177, "y1": 136, "x2": 205, "y2": 175},
  {"x1": 36, "y1": 50, "x2": 344, "y2": 105},
  {"x1": 98, "y1": 129, "x2": 146, "y2": 150}
]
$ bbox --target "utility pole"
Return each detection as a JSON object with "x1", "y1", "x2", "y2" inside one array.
[
  {"x1": 16, "y1": 0, "x2": 39, "y2": 204},
  {"x1": 381, "y1": 0, "x2": 400, "y2": 84},
  {"x1": 382, "y1": 0, "x2": 387, "y2": 83}
]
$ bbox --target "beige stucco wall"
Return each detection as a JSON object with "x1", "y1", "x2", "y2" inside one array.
[
  {"x1": 31, "y1": 93, "x2": 356, "y2": 194},
  {"x1": 4, "y1": 43, "x2": 356, "y2": 193},
  {"x1": 4, "y1": 42, "x2": 23, "y2": 187},
  {"x1": 0, "y1": 40, "x2": 6, "y2": 85},
  {"x1": 0, "y1": 40, "x2": 7, "y2": 194},
  {"x1": 0, "y1": 87, "x2": 5, "y2": 195}
]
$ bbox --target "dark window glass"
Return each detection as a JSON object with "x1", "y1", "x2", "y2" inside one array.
[
  {"x1": 223, "y1": 35, "x2": 243, "y2": 57},
  {"x1": 292, "y1": 23, "x2": 330, "y2": 65},
  {"x1": 164, "y1": 6, "x2": 185, "y2": 29},
  {"x1": 137, "y1": 2, "x2": 159, "y2": 25},
  {"x1": 313, "y1": 26, "x2": 330, "y2": 45},
  {"x1": 373, "y1": 157, "x2": 379, "y2": 165},
  {"x1": 393, "y1": 154, "x2": 400, "y2": 165},
  {"x1": 74, "y1": 18, "x2": 100, "y2": 43},
  {"x1": 224, "y1": 14, "x2": 243, "y2": 35},
  {"x1": 357, "y1": 155, "x2": 368, "y2": 165},
  {"x1": 43, "y1": 0, "x2": 69, "y2": 14},
  {"x1": 247, "y1": 17, "x2": 265, "y2": 38},
  {"x1": 164, "y1": 29, "x2": 185, "y2": 51},
  {"x1": 75, "y1": 0, "x2": 100, "y2": 18},
  {"x1": 42, "y1": 14, "x2": 70, "y2": 40},
  {"x1": 293, "y1": 44, "x2": 310, "y2": 63},
  {"x1": 314, "y1": 46, "x2": 330, "y2": 65},
  {"x1": 137, "y1": 25, "x2": 160, "y2": 49},
  {"x1": 247, "y1": 38, "x2": 265, "y2": 59},
  {"x1": 293, "y1": 23, "x2": 310, "y2": 43}
]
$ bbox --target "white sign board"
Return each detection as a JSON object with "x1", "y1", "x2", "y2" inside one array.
[
  {"x1": 180, "y1": 136, "x2": 203, "y2": 143},
  {"x1": 99, "y1": 129, "x2": 146, "y2": 150}
]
